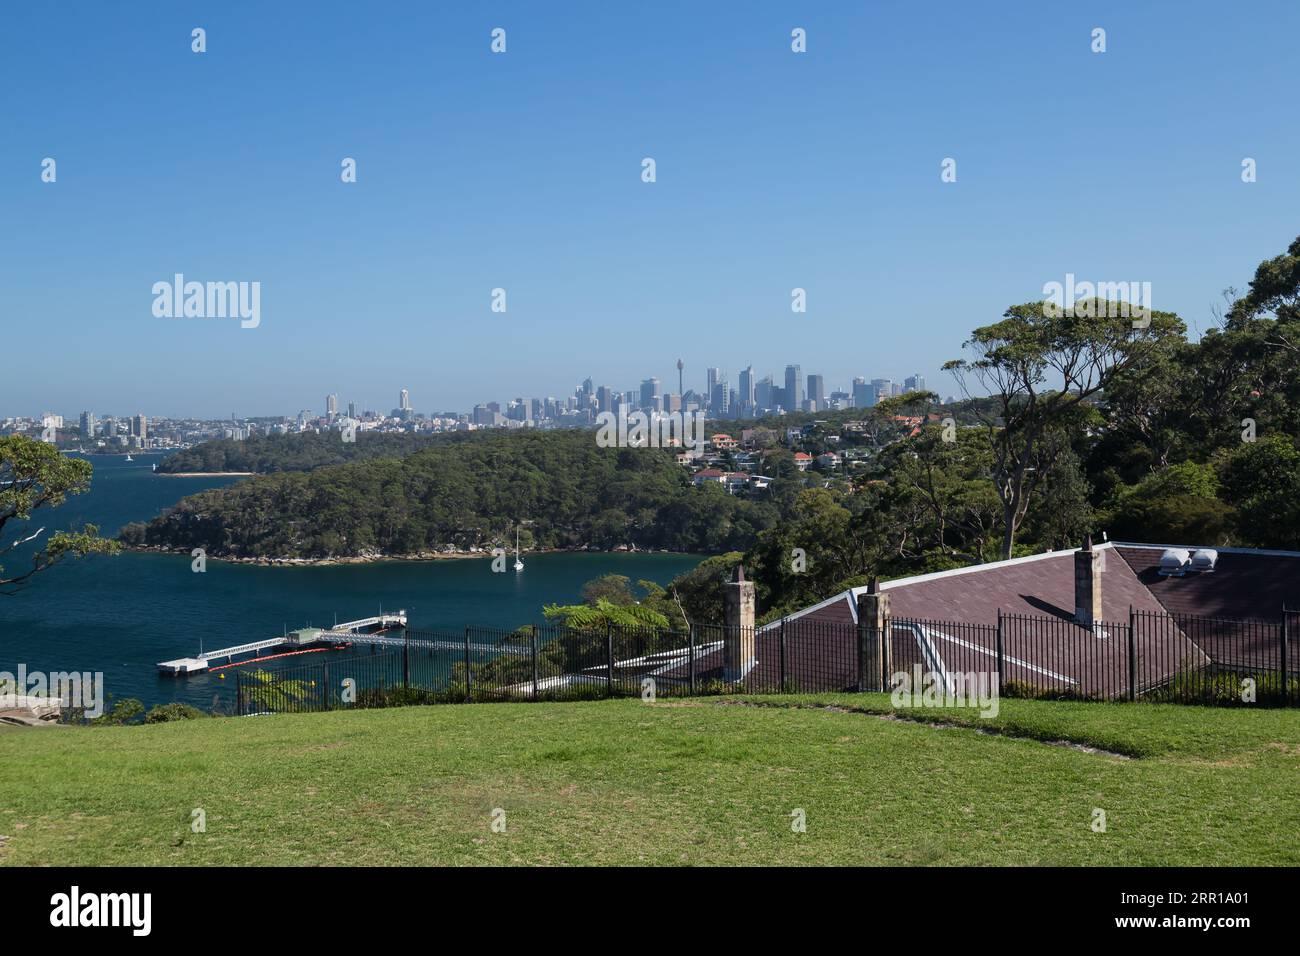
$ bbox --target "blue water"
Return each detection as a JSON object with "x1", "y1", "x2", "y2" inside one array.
[{"x1": 0, "y1": 453, "x2": 702, "y2": 709}]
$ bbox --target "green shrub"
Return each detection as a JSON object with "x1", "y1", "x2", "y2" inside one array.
[
  {"x1": 1143, "y1": 668, "x2": 1298, "y2": 707},
  {"x1": 1000, "y1": 680, "x2": 1099, "y2": 702},
  {"x1": 91, "y1": 698, "x2": 145, "y2": 725},
  {"x1": 145, "y1": 702, "x2": 208, "y2": 723}
]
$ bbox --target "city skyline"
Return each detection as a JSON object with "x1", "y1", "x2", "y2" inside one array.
[
  {"x1": 8, "y1": 359, "x2": 933, "y2": 427},
  {"x1": 5, "y1": 358, "x2": 932, "y2": 455},
  {"x1": 4, "y1": 3, "x2": 1296, "y2": 417}
]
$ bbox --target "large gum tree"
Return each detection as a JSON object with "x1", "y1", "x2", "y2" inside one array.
[{"x1": 944, "y1": 300, "x2": 1183, "y2": 560}]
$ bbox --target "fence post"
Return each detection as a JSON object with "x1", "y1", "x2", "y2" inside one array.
[
  {"x1": 463, "y1": 626, "x2": 472, "y2": 703},
  {"x1": 606, "y1": 622, "x2": 615, "y2": 698},
  {"x1": 995, "y1": 608, "x2": 1005, "y2": 695},
  {"x1": 856, "y1": 610, "x2": 867, "y2": 692},
  {"x1": 402, "y1": 629, "x2": 410, "y2": 693},
  {"x1": 323, "y1": 659, "x2": 331, "y2": 711},
  {"x1": 1282, "y1": 607, "x2": 1290, "y2": 708},
  {"x1": 1127, "y1": 605, "x2": 1137, "y2": 702},
  {"x1": 688, "y1": 623, "x2": 696, "y2": 696},
  {"x1": 235, "y1": 671, "x2": 242, "y2": 716},
  {"x1": 779, "y1": 618, "x2": 788, "y2": 693},
  {"x1": 531, "y1": 628, "x2": 539, "y2": 702}
]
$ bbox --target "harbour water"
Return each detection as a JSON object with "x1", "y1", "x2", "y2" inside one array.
[{"x1": 0, "y1": 453, "x2": 703, "y2": 710}]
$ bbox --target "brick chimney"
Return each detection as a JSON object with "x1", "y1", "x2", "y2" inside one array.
[
  {"x1": 1074, "y1": 534, "x2": 1103, "y2": 625},
  {"x1": 724, "y1": 564, "x2": 756, "y2": 681},
  {"x1": 855, "y1": 577, "x2": 891, "y2": 691}
]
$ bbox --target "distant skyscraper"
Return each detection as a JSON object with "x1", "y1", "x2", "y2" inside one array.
[
  {"x1": 784, "y1": 365, "x2": 803, "y2": 410},
  {"x1": 676, "y1": 359, "x2": 685, "y2": 400},
  {"x1": 706, "y1": 368, "x2": 723, "y2": 409},
  {"x1": 710, "y1": 381, "x2": 730, "y2": 414},
  {"x1": 807, "y1": 374, "x2": 825, "y2": 408},
  {"x1": 79, "y1": 411, "x2": 95, "y2": 437},
  {"x1": 399, "y1": 388, "x2": 411, "y2": 412},
  {"x1": 348, "y1": 401, "x2": 357, "y2": 419},
  {"x1": 739, "y1": 366, "x2": 755, "y2": 409},
  {"x1": 904, "y1": 373, "x2": 926, "y2": 393},
  {"x1": 131, "y1": 414, "x2": 147, "y2": 442},
  {"x1": 596, "y1": 385, "x2": 613, "y2": 413},
  {"x1": 326, "y1": 394, "x2": 339, "y2": 419},
  {"x1": 870, "y1": 379, "x2": 892, "y2": 405},
  {"x1": 640, "y1": 377, "x2": 661, "y2": 409},
  {"x1": 852, "y1": 377, "x2": 871, "y2": 408},
  {"x1": 755, "y1": 376, "x2": 773, "y2": 409}
]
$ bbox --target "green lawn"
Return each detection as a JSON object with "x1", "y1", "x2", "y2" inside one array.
[{"x1": 1, "y1": 695, "x2": 1297, "y2": 865}]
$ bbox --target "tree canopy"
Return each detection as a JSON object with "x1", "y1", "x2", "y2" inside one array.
[{"x1": 0, "y1": 436, "x2": 120, "y2": 594}]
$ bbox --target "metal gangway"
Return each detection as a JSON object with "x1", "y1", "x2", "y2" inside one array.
[{"x1": 157, "y1": 611, "x2": 407, "y2": 675}]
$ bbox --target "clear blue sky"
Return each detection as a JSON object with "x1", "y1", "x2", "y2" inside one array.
[{"x1": 3, "y1": 0, "x2": 1297, "y2": 419}]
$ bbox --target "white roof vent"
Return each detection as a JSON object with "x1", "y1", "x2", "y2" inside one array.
[
  {"x1": 1191, "y1": 548, "x2": 1219, "y2": 572},
  {"x1": 1159, "y1": 548, "x2": 1191, "y2": 576}
]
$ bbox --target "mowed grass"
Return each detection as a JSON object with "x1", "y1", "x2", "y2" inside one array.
[{"x1": 1, "y1": 695, "x2": 1297, "y2": 866}]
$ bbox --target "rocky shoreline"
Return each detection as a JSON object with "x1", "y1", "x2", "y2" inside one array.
[
  {"x1": 155, "y1": 471, "x2": 256, "y2": 477},
  {"x1": 120, "y1": 544, "x2": 670, "y2": 567}
]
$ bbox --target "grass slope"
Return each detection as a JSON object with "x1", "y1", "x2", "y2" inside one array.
[{"x1": 1, "y1": 696, "x2": 1297, "y2": 866}]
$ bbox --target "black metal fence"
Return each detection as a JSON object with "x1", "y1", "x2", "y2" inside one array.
[{"x1": 235, "y1": 609, "x2": 1298, "y2": 715}]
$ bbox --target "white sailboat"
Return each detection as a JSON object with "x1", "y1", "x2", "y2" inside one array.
[
  {"x1": 513, "y1": 526, "x2": 524, "y2": 572},
  {"x1": 124, "y1": 453, "x2": 134, "y2": 462}
]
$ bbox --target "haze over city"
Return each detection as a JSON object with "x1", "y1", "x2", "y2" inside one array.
[{"x1": 4, "y1": 0, "x2": 1297, "y2": 418}]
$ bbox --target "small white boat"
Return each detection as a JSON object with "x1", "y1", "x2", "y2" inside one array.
[
  {"x1": 513, "y1": 526, "x2": 524, "y2": 572},
  {"x1": 124, "y1": 454, "x2": 134, "y2": 462}
]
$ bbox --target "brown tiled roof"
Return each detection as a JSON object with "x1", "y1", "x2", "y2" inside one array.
[
  {"x1": 1116, "y1": 546, "x2": 1300, "y2": 621},
  {"x1": 767, "y1": 541, "x2": 1300, "y2": 697},
  {"x1": 783, "y1": 549, "x2": 1168, "y2": 631},
  {"x1": 880, "y1": 550, "x2": 1168, "y2": 624}
]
